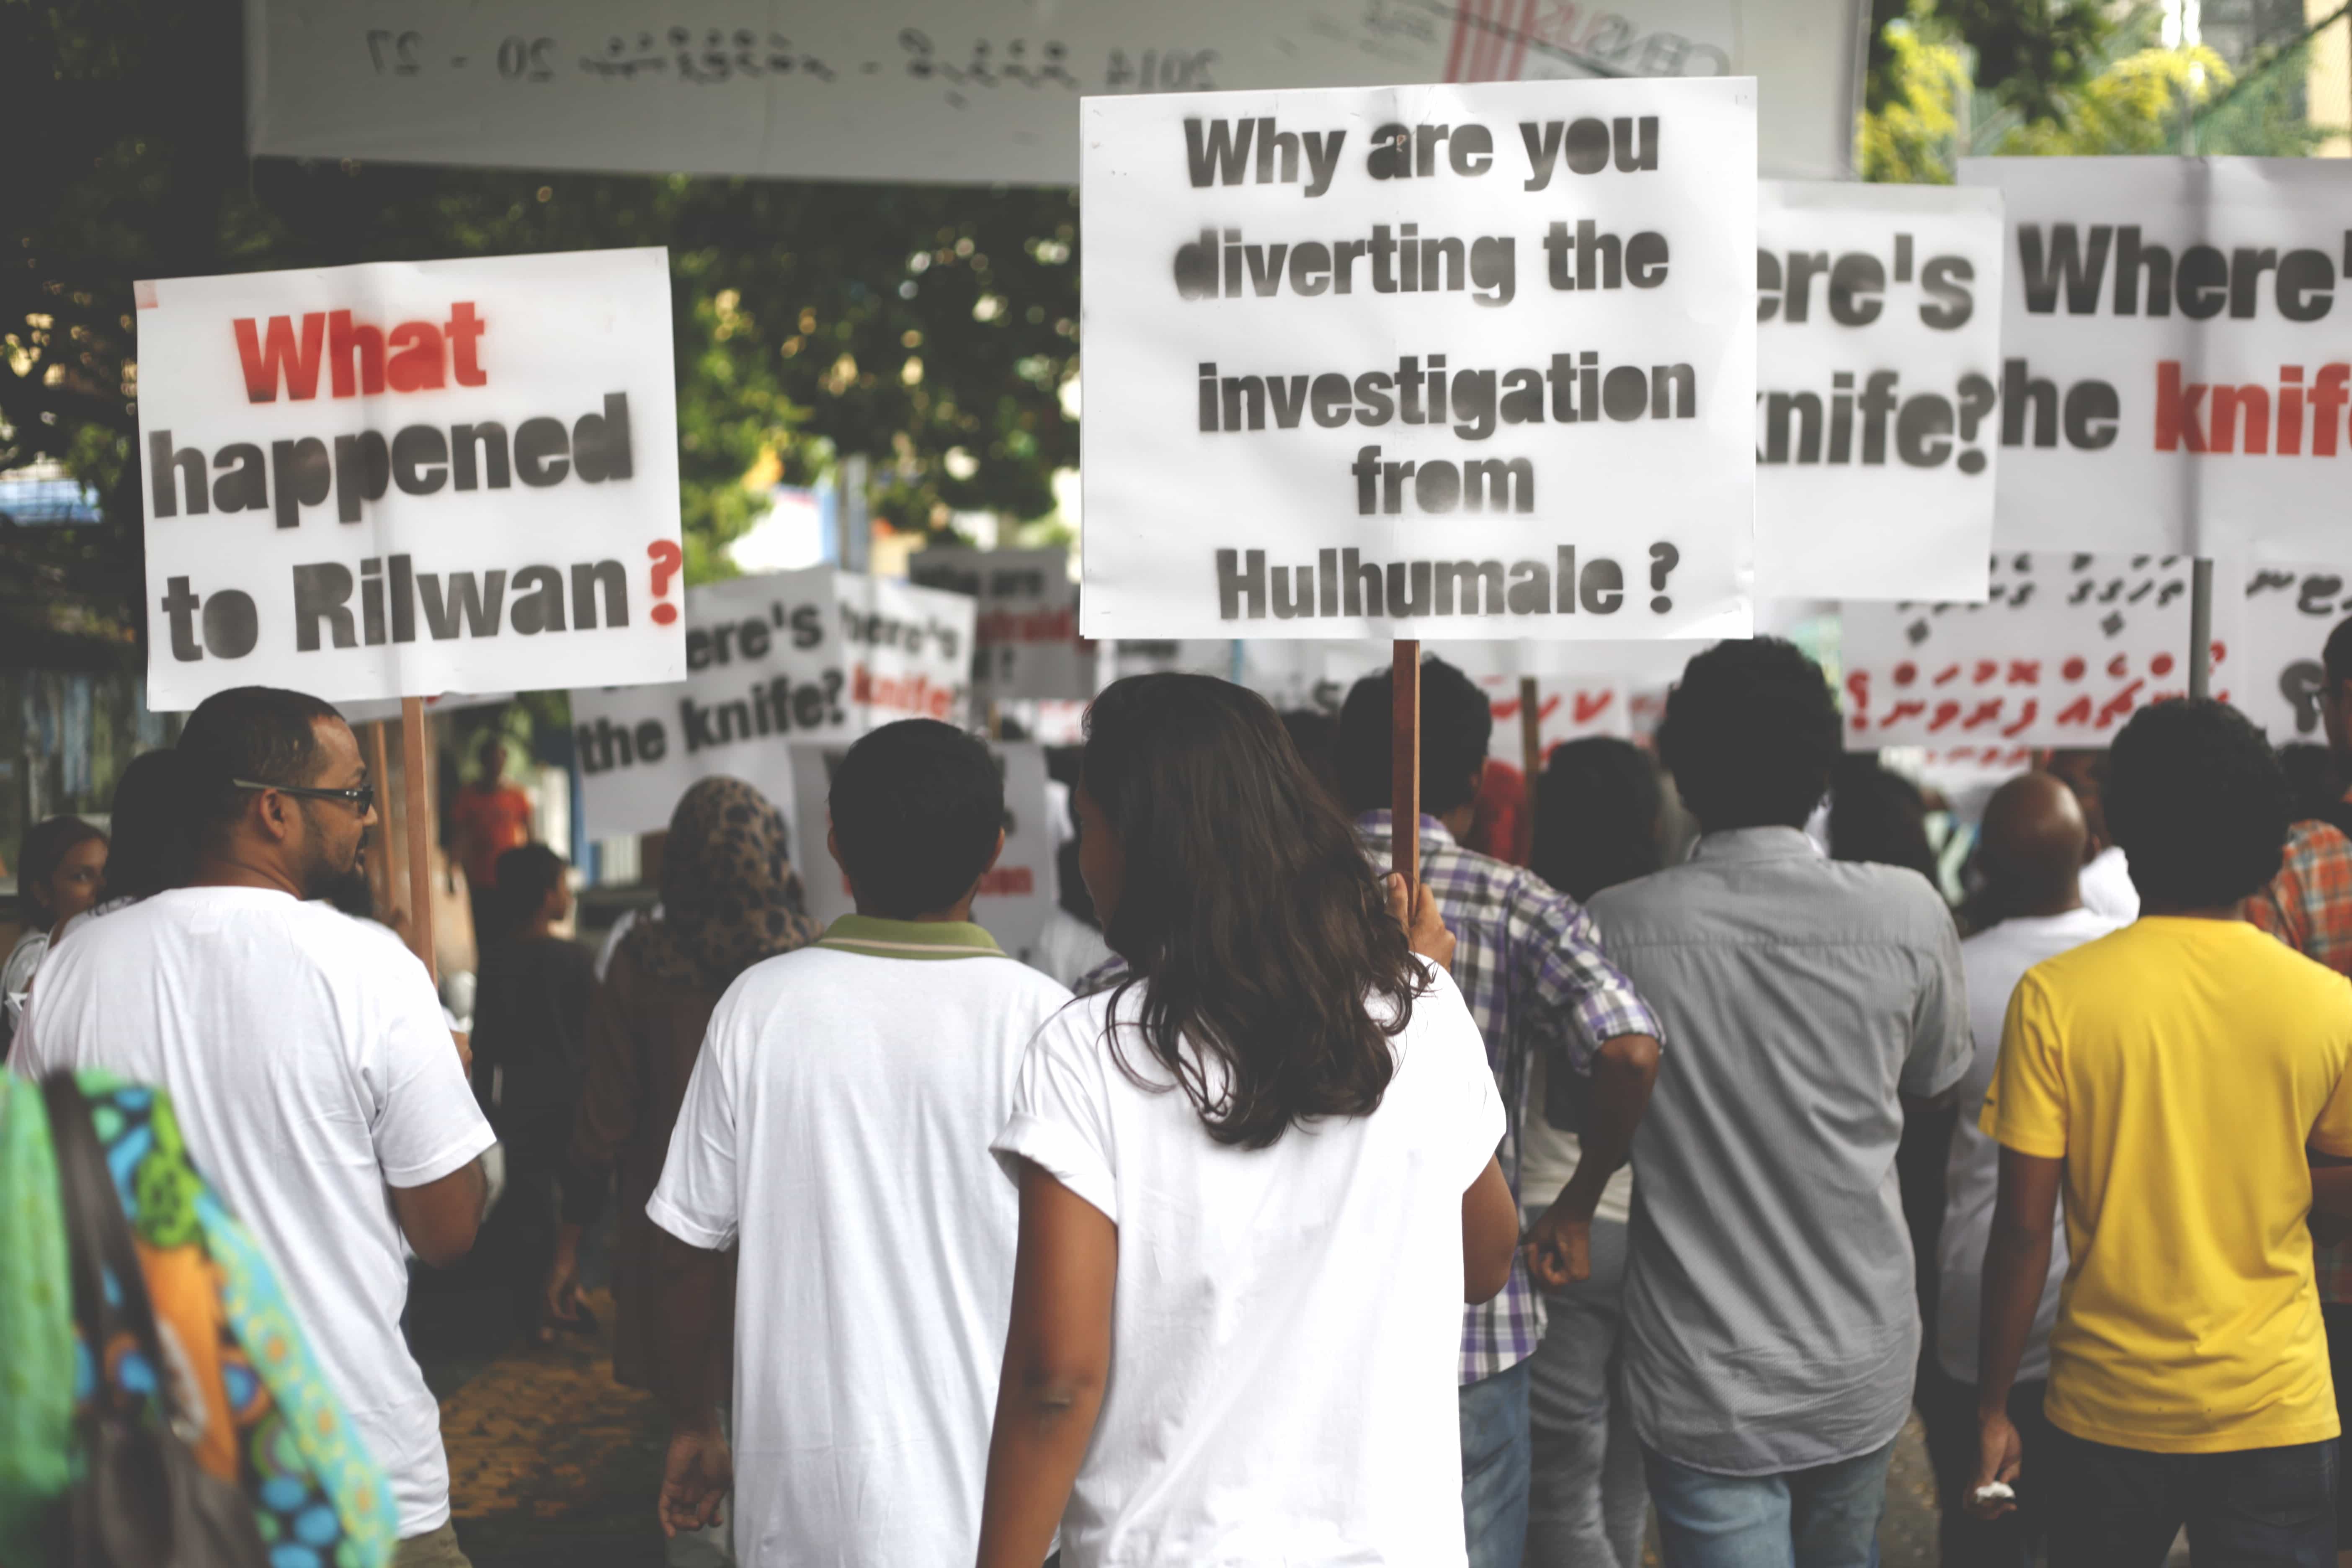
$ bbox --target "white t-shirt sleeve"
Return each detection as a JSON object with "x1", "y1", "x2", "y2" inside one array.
[
  {"x1": 646, "y1": 1003, "x2": 743, "y2": 1251},
  {"x1": 992, "y1": 1004, "x2": 1119, "y2": 1226},
  {"x1": 371, "y1": 953, "x2": 498, "y2": 1189},
  {"x1": 1416, "y1": 964, "x2": 1509, "y2": 1192}
]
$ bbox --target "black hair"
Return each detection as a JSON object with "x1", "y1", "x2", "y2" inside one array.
[
  {"x1": 2280, "y1": 743, "x2": 2342, "y2": 823},
  {"x1": 1083, "y1": 673, "x2": 1423, "y2": 1150},
  {"x1": 1532, "y1": 738, "x2": 1663, "y2": 903},
  {"x1": 175, "y1": 686, "x2": 345, "y2": 849},
  {"x1": 2326, "y1": 614, "x2": 2352, "y2": 689},
  {"x1": 1056, "y1": 837, "x2": 1096, "y2": 927},
  {"x1": 97, "y1": 750, "x2": 194, "y2": 903},
  {"x1": 1657, "y1": 638, "x2": 1840, "y2": 831},
  {"x1": 1829, "y1": 755, "x2": 1939, "y2": 882},
  {"x1": 2106, "y1": 698, "x2": 2289, "y2": 908},
  {"x1": 493, "y1": 843, "x2": 567, "y2": 935},
  {"x1": 1335, "y1": 655, "x2": 1493, "y2": 817},
  {"x1": 828, "y1": 719, "x2": 1004, "y2": 918},
  {"x1": 1279, "y1": 708, "x2": 1345, "y2": 807},
  {"x1": 16, "y1": 816, "x2": 106, "y2": 928}
]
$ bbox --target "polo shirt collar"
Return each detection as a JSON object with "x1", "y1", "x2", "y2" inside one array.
[
  {"x1": 1354, "y1": 808, "x2": 1457, "y2": 850},
  {"x1": 1689, "y1": 825, "x2": 1821, "y2": 864},
  {"x1": 815, "y1": 914, "x2": 1005, "y2": 960}
]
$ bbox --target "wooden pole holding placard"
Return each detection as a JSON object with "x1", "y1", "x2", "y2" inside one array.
[
  {"x1": 399, "y1": 697, "x2": 436, "y2": 985},
  {"x1": 367, "y1": 721, "x2": 396, "y2": 921},
  {"x1": 2188, "y1": 557, "x2": 2215, "y2": 701},
  {"x1": 1518, "y1": 674, "x2": 1543, "y2": 864},
  {"x1": 1392, "y1": 641, "x2": 1421, "y2": 883}
]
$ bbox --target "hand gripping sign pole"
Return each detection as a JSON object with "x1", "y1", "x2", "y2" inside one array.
[
  {"x1": 1392, "y1": 642, "x2": 1421, "y2": 882},
  {"x1": 400, "y1": 696, "x2": 438, "y2": 984}
]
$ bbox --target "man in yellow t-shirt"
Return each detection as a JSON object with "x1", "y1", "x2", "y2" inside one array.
[{"x1": 1969, "y1": 699, "x2": 2352, "y2": 1566}]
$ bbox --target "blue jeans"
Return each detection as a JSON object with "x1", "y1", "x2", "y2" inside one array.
[
  {"x1": 2039, "y1": 1426, "x2": 2336, "y2": 1568},
  {"x1": 1462, "y1": 1359, "x2": 1532, "y2": 1568},
  {"x1": 1644, "y1": 1438, "x2": 1896, "y2": 1568},
  {"x1": 1525, "y1": 1216, "x2": 1645, "y2": 1568}
]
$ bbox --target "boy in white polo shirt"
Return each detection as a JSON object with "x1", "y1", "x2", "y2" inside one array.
[{"x1": 646, "y1": 719, "x2": 1072, "y2": 1567}]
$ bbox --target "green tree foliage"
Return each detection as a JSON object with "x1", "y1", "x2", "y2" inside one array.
[
  {"x1": 1862, "y1": 1, "x2": 2327, "y2": 183},
  {"x1": 3, "y1": 0, "x2": 1081, "y2": 657}
]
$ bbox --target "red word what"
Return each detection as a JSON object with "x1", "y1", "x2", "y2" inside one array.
[
  {"x1": 2156, "y1": 361, "x2": 2350, "y2": 455},
  {"x1": 233, "y1": 304, "x2": 489, "y2": 403}
]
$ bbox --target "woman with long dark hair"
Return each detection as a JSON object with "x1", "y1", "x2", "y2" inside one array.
[{"x1": 976, "y1": 673, "x2": 1519, "y2": 1567}]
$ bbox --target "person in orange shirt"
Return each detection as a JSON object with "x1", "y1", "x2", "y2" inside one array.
[{"x1": 451, "y1": 740, "x2": 534, "y2": 962}]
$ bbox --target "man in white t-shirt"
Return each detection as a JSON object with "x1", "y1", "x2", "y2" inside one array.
[
  {"x1": 1924, "y1": 771, "x2": 2118, "y2": 1566},
  {"x1": 17, "y1": 686, "x2": 495, "y2": 1568},
  {"x1": 648, "y1": 720, "x2": 1072, "y2": 1566}
]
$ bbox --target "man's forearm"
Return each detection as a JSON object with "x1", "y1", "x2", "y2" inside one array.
[
  {"x1": 1548, "y1": 1034, "x2": 1660, "y2": 1220},
  {"x1": 1975, "y1": 1221, "x2": 2050, "y2": 1417},
  {"x1": 655, "y1": 1235, "x2": 724, "y2": 1427},
  {"x1": 2311, "y1": 1155, "x2": 2352, "y2": 1220}
]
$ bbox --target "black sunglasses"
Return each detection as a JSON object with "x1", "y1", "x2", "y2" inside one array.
[{"x1": 231, "y1": 777, "x2": 377, "y2": 813}]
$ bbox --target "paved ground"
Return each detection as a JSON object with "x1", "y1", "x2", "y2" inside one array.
[{"x1": 411, "y1": 1225, "x2": 1949, "y2": 1568}]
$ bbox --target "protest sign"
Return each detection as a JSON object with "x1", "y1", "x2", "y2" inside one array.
[
  {"x1": 2237, "y1": 562, "x2": 2352, "y2": 742},
  {"x1": 135, "y1": 248, "x2": 682, "y2": 712},
  {"x1": 1841, "y1": 552, "x2": 2238, "y2": 749},
  {"x1": 907, "y1": 546, "x2": 1094, "y2": 704},
  {"x1": 1756, "y1": 181, "x2": 2004, "y2": 601},
  {"x1": 247, "y1": 0, "x2": 1861, "y2": 186},
  {"x1": 336, "y1": 690, "x2": 515, "y2": 727},
  {"x1": 1080, "y1": 77, "x2": 1757, "y2": 643},
  {"x1": 1482, "y1": 673, "x2": 1634, "y2": 748},
  {"x1": 1958, "y1": 158, "x2": 2352, "y2": 560},
  {"x1": 570, "y1": 567, "x2": 974, "y2": 837},
  {"x1": 788, "y1": 739, "x2": 1056, "y2": 961}
]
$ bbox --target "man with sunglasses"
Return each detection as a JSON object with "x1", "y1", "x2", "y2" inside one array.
[{"x1": 17, "y1": 685, "x2": 496, "y2": 1568}]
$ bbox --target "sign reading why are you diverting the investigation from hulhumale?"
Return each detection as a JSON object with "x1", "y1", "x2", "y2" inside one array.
[{"x1": 1078, "y1": 77, "x2": 1758, "y2": 642}]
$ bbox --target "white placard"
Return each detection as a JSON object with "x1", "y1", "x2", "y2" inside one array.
[
  {"x1": 2238, "y1": 562, "x2": 2352, "y2": 742},
  {"x1": 1080, "y1": 77, "x2": 1758, "y2": 643},
  {"x1": 137, "y1": 248, "x2": 683, "y2": 712},
  {"x1": 335, "y1": 690, "x2": 516, "y2": 727},
  {"x1": 789, "y1": 739, "x2": 1055, "y2": 961},
  {"x1": 1756, "y1": 181, "x2": 2004, "y2": 601},
  {"x1": 1480, "y1": 672, "x2": 1635, "y2": 748},
  {"x1": 1959, "y1": 158, "x2": 2352, "y2": 560},
  {"x1": 906, "y1": 546, "x2": 1094, "y2": 704},
  {"x1": 1841, "y1": 552, "x2": 2240, "y2": 750},
  {"x1": 570, "y1": 567, "x2": 974, "y2": 836},
  {"x1": 245, "y1": 0, "x2": 1862, "y2": 186}
]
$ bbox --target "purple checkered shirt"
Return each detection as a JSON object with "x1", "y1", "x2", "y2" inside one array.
[{"x1": 1355, "y1": 810, "x2": 1664, "y2": 1385}]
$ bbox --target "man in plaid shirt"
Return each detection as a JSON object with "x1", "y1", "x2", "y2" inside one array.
[
  {"x1": 1336, "y1": 657, "x2": 1663, "y2": 1568},
  {"x1": 2242, "y1": 612, "x2": 2352, "y2": 1547}
]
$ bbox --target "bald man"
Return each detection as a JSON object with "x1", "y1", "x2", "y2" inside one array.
[{"x1": 1921, "y1": 771, "x2": 2124, "y2": 1567}]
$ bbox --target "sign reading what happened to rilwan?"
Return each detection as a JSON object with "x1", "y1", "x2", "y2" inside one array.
[
  {"x1": 1078, "y1": 77, "x2": 1758, "y2": 642},
  {"x1": 135, "y1": 248, "x2": 684, "y2": 711}
]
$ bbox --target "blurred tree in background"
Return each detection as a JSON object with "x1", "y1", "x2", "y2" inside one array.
[
  {"x1": 3, "y1": 0, "x2": 1081, "y2": 664},
  {"x1": 1863, "y1": 0, "x2": 2330, "y2": 181}
]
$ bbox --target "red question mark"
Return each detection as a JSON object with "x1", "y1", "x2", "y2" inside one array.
[{"x1": 647, "y1": 539, "x2": 683, "y2": 626}]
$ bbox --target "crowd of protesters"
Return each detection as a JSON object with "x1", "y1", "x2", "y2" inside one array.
[{"x1": 6, "y1": 615, "x2": 2352, "y2": 1568}]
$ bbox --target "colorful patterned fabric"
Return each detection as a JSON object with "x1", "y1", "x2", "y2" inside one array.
[
  {"x1": 1354, "y1": 810, "x2": 1665, "y2": 1384},
  {"x1": 2243, "y1": 817, "x2": 2352, "y2": 1305},
  {"x1": 0, "y1": 1072, "x2": 398, "y2": 1568}
]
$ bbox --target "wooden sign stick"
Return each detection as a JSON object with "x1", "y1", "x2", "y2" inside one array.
[
  {"x1": 1518, "y1": 673, "x2": 1543, "y2": 864},
  {"x1": 368, "y1": 720, "x2": 396, "y2": 920},
  {"x1": 399, "y1": 697, "x2": 437, "y2": 985},
  {"x1": 1392, "y1": 640, "x2": 1421, "y2": 883}
]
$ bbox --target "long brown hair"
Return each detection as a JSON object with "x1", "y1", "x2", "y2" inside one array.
[{"x1": 1083, "y1": 674, "x2": 1426, "y2": 1150}]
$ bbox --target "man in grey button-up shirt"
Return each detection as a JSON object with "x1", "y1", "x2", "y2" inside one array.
[{"x1": 1586, "y1": 638, "x2": 1969, "y2": 1566}]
